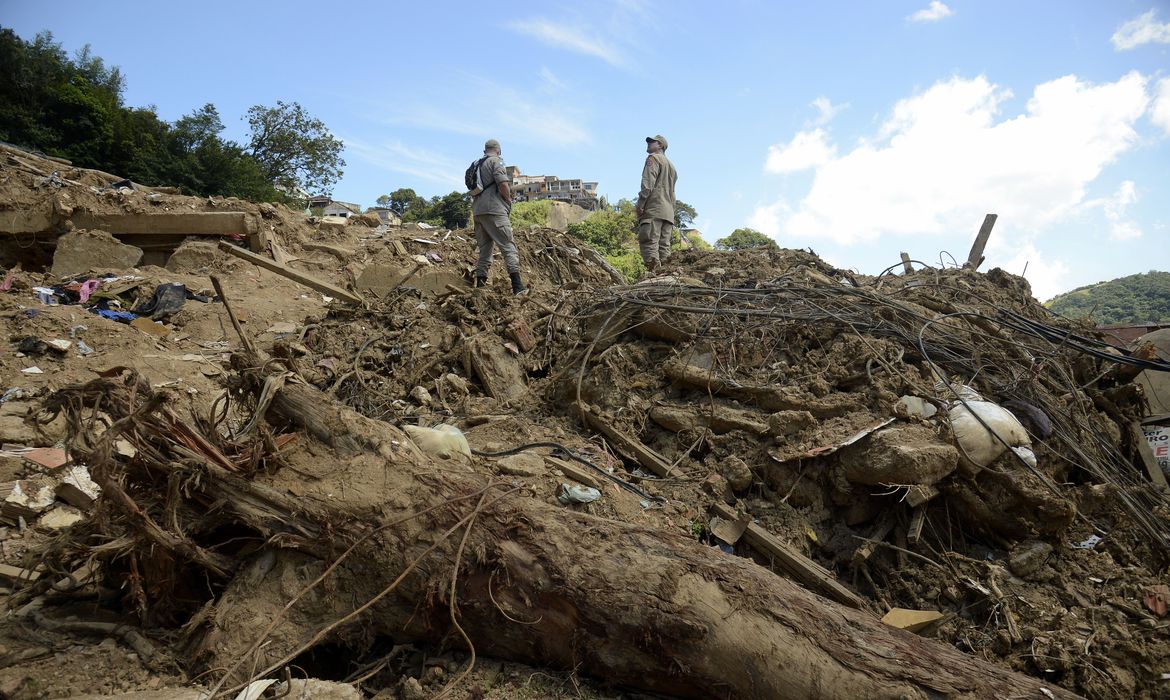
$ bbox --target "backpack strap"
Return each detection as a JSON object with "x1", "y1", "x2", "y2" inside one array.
[{"x1": 473, "y1": 156, "x2": 499, "y2": 198}]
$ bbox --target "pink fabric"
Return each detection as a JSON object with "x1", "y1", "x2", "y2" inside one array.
[
  {"x1": 0, "y1": 271, "x2": 15, "y2": 291},
  {"x1": 78, "y1": 279, "x2": 101, "y2": 302}
]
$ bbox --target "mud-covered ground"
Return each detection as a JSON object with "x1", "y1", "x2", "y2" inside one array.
[{"x1": 1, "y1": 148, "x2": 1168, "y2": 699}]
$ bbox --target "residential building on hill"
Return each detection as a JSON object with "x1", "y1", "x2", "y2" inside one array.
[{"x1": 505, "y1": 166, "x2": 599, "y2": 210}]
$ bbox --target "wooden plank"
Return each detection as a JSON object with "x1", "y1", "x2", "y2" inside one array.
[
  {"x1": 965, "y1": 214, "x2": 997, "y2": 269},
  {"x1": 900, "y1": 252, "x2": 913, "y2": 274},
  {"x1": 712, "y1": 502, "x2": 864, "y2": 609},
  {"x1": 581, "y1": 409, "x2": 676, "y2": 478},
  {"x1": 216, "y1": 240, "x2": 362, "y2": 304},
  {"x1": 907, "y1": 507, "x2": 926, "y2": 545},
  {"x1": 905, "y1": 484, "x2": 939, "y2": 508},
  {"x1": 544, "y1": 456, "x2": 600, "y2": 488},
  {"x1": 0, "y1": 563, "x2": 41, "y2": 583},
  {"x1": 73, "y1": 211, "x2": 254, "y2": 237}
]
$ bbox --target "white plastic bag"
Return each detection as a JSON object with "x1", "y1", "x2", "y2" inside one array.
[
  {"x1": 403, "y1": 424, "x2": 471, "y2": 460},
  {"x1": 947, "y1": 400, "x2": 1032, "y2": 468}
]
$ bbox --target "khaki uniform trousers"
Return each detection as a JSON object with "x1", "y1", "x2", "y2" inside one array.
[
  {"x1": 474, "y1": 213, "x2": 521, "y2": 278},
  {"x1": 638, "y1": 218, "x2": 673, "y2": 266}
]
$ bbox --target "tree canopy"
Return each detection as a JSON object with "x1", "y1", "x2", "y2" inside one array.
[
  {"x1": 716, "y1": 228, "x2": 778, "y2": 250},
  {"x1": 1046, "y1": 270, "x2": 1170, "y2": 325},
  {"x1": 0, "y1": 28, "x2": 348, "y2": 202},
  {"x1": 675, "y1": 200, "x2": 697, "y2": 229},
  {"x1": 245, "y1": 100, "x2": 345, "y2": 195}
]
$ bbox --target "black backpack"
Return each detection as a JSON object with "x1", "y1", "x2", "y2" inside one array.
[{"x1": 464, "y1": 156, "x2": 497, "y2": 196}]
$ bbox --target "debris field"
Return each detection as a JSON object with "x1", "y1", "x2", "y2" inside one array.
[{"x1": 1, "y1": 143, "x2": 1169, "y2": 699}]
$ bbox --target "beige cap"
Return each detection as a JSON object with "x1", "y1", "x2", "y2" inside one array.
[
  {"x1": 646, "y1": 134, "x2": 668, "y2": 150},
  {"x1": 484, "y1": 138, "x2": 501, "y2": 151}
]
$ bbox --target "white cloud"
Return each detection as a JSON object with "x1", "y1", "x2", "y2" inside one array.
[
  {"x1": 343, "y1": 137, "x2": 464, "y2": 188},
  {"x1": 908, "y1": 1, "x2": 953, "y2": 23},
  {"x1": 1103, "y1": 180, "x2": 1142, "y2": 240},
  {"x1": 384, "y1": 78, "x2": 590, "y2": 148},
  {"x1": 1112, "y1": 9, "x2": 1170, "y2": 50},
  {"x1": 539, "y1": 66, "x2": 566, "y2": 92},
  {"x1": 1152, "y1": 77, "x2": 1170, "y2": 136},
  {"x1": 508, "y1": 18, "x2": 625, "y2": 67},
  {"x1": 765, "y1": 128, "x2": 836, "y2": 173},
  {"x1": 757, "y1": 72, "x2": 1151, "y2": 245},
  {"x1": 746, "y1": 200, "x2": 789, "y2": 236},
  {"x1": 811, "y1": 96, "x2": 846, "y2": 125},
  {"x1": 998, "y1": 242, "x2": 1071, "y2": 302}
]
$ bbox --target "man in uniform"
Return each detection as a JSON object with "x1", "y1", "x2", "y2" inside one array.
[
  {"x1": 472, "y1": 139, "x2": 526, "y2": 294},
  {"x1": 635, "y1": 134, "x2": 677, "y2": 272}
]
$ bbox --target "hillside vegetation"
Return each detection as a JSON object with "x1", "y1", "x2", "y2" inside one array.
[{"x1": 1046, "y1": 270, "x2": 1170, "y2": 325}]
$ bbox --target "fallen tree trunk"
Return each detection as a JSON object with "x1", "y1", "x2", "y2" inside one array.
[{"x1": 181, "y1": 374, "x2": 1077, "y2": 699}]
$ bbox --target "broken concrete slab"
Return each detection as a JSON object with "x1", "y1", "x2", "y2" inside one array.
[
  {"x1": 1008, "y1": 540, "x2": 1054, "y2": 578},
  {"x1": 71, "y1": 211, "x2": 254, "y2": 237},
  {"x1": 318, "y1": 216, "x2": 348, "y2": 233},
  {"x1": 56, "y1": 465, "x2": 101, "y2": 509},
  {"x1": 217, "y1": 240, "x2": 362, "y2": 304},
  {"x1": 52, "y1": 230, "x2": 143, "y2": 277},
  {"x1": 840, "y1": 424, "x2": 959, "y2": 486},
  {"x1": 466, "y1": 335, "x2": 527, "y2": 404},
  {"x1": 0, "y1": 201, "x2": 56, "y2": 234},
  {"x1": 165, "y1": 240, "x2": 222, "y2": 273},
  {"x1": 38, "y1": 504, "x2": 85, "y2": 530},
  {"x1": 496, "y1": 453, "x2": 545, "y2": 477}
]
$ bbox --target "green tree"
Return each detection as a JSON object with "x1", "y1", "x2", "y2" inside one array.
[
  {"x1": 675, "y1": 200, "x2": 697, "y2": 229},
  {"x1": 567, "y1": 201, "x2": 637, "y2": 255},
  {"x1": 511, "y1": 200, "x2": 551, "y2": 228},
  {"x1": 716, "y1": 228, "x2": 778, "y2": 250},
  {"x1": 245, "y1": 100, "x2": 345, "y2": 195},
  {"x1": 432, "y1": 191, "x2": 471, "y2": 229},
  {"x1": 381, "y1": 188, "x2": 425, "y2": 217},
  {"x1": 1047, "y1": 270, "x2": 1170, "y2": 324}
]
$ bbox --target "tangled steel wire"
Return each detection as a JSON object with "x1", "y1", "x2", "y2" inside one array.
[{"x1": 565, "y1": 269, "x2": 1170, "y2": 553}]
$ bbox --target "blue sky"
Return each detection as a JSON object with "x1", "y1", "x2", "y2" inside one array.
[{"x1": 3, "y1": 0, "x2": 1168, "y2": 300}]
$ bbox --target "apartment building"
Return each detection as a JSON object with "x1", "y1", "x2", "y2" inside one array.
[{"x1": 505, "y1": 166, "x2": 599, "y2": 210}]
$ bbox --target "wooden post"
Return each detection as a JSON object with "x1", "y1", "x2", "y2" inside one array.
[
  {"x1": 899, "y1": 252, "x2": 913, "y2": 274},
  {"x1": 965, "y1": 214, "x2": 997, "y2": 270}
]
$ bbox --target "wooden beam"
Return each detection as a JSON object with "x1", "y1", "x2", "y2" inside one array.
[
  {"x1": 216, "y1": 241, "x2": 362, "y2": 304},
  {"x1": 581, "y1": 408, "x2": 676, "y2": 477},
  {"x1": 899, "y1": 252, "x2": 913, "y2": 274},
  {"x1": 712, "y1": 502, "x2": 865, "y2": 609},
  {"x1": 905, "y1": 484, "x2": 939, "y2": 508},
  {"x1": 965, "y1": 214, "x2": 997, "y2": 269},
  {"x1": 544, "y1": 456, "x2": 600, "y2": 488},
  {"x1": 73, "y1": 211, "x2": 255, "y2": 237}
]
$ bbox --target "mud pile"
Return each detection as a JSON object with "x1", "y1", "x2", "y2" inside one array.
[{"x1": 1, "y1": 146, "x2": 1169, "y2": 699}]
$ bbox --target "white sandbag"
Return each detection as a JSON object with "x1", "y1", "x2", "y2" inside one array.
[
  {"x1": 947, "y1": 400, "x2": 1032, "y2": 467},
  {"x1": 403, "y1": 424, "x2": 471, "y2": 460}
]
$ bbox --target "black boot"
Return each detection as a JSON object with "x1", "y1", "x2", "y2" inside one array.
[
  {"x1": 509, "y1": 271, "x2": 527, "y2": 295},
  {"x1": 474, "y1": 275, "x2": 488, "y2": 288}
]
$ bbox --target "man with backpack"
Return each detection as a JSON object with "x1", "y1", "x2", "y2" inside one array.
[
  {"x1": 467, "y1": 139, "x2": 526, "y2": 294},
  {"x1": 635, "y1": 134, "x2": 677, "y2": 273}
]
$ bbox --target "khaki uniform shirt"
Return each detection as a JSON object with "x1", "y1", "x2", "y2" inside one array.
[
  {"x1": 636, "y1": 152, "x2": 677, "y2": 223},
  {"x1": 471, "y1": 155, "x2": 511, "y2": 216}
]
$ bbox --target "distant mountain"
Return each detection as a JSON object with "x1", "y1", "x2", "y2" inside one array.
[{"x1": 1046, "y1": 271, "x2": 1170, "y2": 325}]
